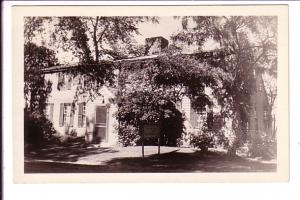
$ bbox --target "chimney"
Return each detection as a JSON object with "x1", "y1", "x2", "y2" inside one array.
[{"x1": 145, "y1": 36, "x2": 169, "y2": 55}]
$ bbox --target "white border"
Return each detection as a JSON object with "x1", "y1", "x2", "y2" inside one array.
[
  {"x1": 2, "y1": 1, "x2": 300, "y2": 200},
  {"x1": 12, "y1": 4, "x2": 289, "y2": 183}
]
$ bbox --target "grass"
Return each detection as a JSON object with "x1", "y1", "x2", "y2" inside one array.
[{"x1": 25, "y1": 142, "x2": 276, "y2": 173}]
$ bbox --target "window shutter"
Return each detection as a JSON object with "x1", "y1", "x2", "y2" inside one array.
[
  {"x1": 49, "y1": 104, "x2": 54, "y2": 122},
  {"x1": 78, "y1": 103, "x2": 83, "y2": 127},
  {"x1": 70, "y1": 104, "x2": 75, "y2": 126},
  {"x1": 59, "y1": 103, "x2": 64, "y2": 127}
]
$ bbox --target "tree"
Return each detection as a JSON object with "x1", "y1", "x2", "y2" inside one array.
[
  {"x1": 24, "y1": 16, "x2": 158, "y2": 102},
  {"x1": 115, "y1": 51, "x2": 230, "y2": 146},
  {"x1": 172, "y1": 16, "x2": 277, "y2": 156},
  {"x1": 24, "y1": 42, "x2": 58, "y2": 113},
  {"x1": 55, "y1": 17, "x2": 158, "y2": 63},
  {"x1": 115, "y1": 56, "x2": 186, "y2": 146},
  {"x1": 24, "y1": 42, "x2": 60, "y2": 147},
  {"x1": 23, "y1": 16, "x2": 160, "y2": 146}
]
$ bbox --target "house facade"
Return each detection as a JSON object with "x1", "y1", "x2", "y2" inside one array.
[
  {"x1": 42, "y1": 36, "x2": 272, "y2": 147},
  {"x1": 44, "y1": 70, "x2": 118, "y2": 147}
]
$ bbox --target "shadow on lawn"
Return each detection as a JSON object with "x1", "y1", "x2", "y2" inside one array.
[
  {"x1": 103, "y1": 150, "x2": 276, "y2": 173},
  {"x1": 25, "y1": 140, "x2": 119, "y2": 163},
  {"x1": 25, "y1": 149, "x2": 276, "y2": 173}
]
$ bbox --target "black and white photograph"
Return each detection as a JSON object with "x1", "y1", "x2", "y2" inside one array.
[{"x1": 10, "y1": 5, "x2": 289, "y2": 182}]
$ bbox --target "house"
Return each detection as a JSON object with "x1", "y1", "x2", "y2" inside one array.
[
  {"x1": 42, "y1": 36, "x2": 272, "y2": 147},
  {"x1": 43, "y1": 67, "x2": 118, "y2": 146}
]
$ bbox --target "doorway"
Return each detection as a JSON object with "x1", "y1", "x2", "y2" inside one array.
[{"x1": 94, "y1": 106, "x2": 108, "y2": 143}]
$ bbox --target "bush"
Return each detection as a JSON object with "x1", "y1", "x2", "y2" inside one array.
[
  {"x1": 249, "y1": 133, "x2": 277, "y2": 159},
  {"x1": 116, "y1": 102, "x2": 185, "y2": 147},
  {"x1": 24, "y1": 110, "x2": 58, "y2": 148},
  {"x1": 160, "y1": 107, "x2": 185, "y2": 146},
  {"x1": 190, "y1": 133, "x2": 214, "y2": 152},
  {"x1": 190, "y1": 122, "x2": 229, "y2": 152},
  {"x1": 117, "y1": 123, "x2": 140, "y2": 147}
]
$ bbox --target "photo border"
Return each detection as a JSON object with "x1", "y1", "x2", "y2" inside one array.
[{"x1": 12, "y1": 4, "x2": 289, "y2": 183}]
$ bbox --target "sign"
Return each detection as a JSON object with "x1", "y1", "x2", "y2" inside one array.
[
  {"x1": 141, "y1": 123, "x2": 161, "y2": 157},
  {"x1": 143, "y1": 124, "x2": 160, "y2": 138},
  {"x1": 213, "y1": 116, "x2": 224, "y2": 131}
]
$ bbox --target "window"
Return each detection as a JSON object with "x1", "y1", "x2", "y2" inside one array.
[
  {"x1": 66, "y1": 76, "x2": 72, "y2": 90},
  {"x1": 45, "y1": 103, "x2": 54, "y2": 122},
  {"x1": 78, "y1": 102, "x2": 86, "y2": 127},
  {"x1": 264, "y1": 110, "x2": 268, "y2": 120},
  {"x1": 258, "y1": 83, "x2": 263, "y2": 92},
  {"x1": 253, "y1": 108, "x2": 257, "y2": 119},
  {"x1": 59, "y1": 103, "x2": 75, "y2": 127},
  {"x1": 246, "y1": 122, "x2": 249, "y2": 132},
  {"x1": 57, "y1": 73, "x2": 72, "y2": 90}
]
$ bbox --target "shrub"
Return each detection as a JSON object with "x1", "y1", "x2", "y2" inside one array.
[
  {"x1": 116, "y1": 102, "x2": 185, "y2": 147},
  {"x1": 24, "y1": 109, "x2": 58, "y2": 148},
  {"x1": 249, "y1": 132, "x2": 277, "y2": 159},
  {"x1": 190, "y1": 133, "x2": 214, "y2": 152},
  {"x1": 117, "y1": 123, "x2": 140, "y2": 147},
  {"x1": 160, "y1": 107, "x2": 185, "y2": 146},
  {"x1": 190, "y1": 122, "x2": 229, "y2": 152}
]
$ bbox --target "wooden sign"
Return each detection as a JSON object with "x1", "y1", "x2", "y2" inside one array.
[
  {"x1": 141, "y1": 123, "x2": 161, "y2": 157},
  {"x1": 143, "y1": 124, "x2": 160, "y2": 138}
]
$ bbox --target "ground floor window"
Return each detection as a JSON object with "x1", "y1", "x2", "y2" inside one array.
[
  {"x1": 78, "y1": 102, "x2": 86, "y2": 127},
  {"x1": 59, "y1": 103, "x2": 75, "y2": 127},
  {"x1": 190, "y1": 107, "x2": 206, "y2": 129}
]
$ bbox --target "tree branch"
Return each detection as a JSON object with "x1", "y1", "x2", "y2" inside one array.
[{"x1": 97, "y1": 23, "x2": 110, "y2": 43}]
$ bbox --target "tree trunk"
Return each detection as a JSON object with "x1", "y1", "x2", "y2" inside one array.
[
  {"x1": 227, "y1": 109, "x2": 242, "y2": 157},
  {"x1": 93, "y1": 17, "x2": 99, "y2": 63}
]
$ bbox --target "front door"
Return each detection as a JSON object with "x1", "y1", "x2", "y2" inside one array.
[{"x1": 94, "y1": 106, "x2": 107, "y2": 143}]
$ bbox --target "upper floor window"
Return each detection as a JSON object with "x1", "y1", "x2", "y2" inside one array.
[
  {"x1": 57, "y1": 72, "x2": 72, "y2": 90},
  {"x1": 253, "y1": 109, "x2": 257, "y2": 119},
  {"x1": 258, "y1": 83, "x2": 264, "y2": 92},
  {"x1": 45, "y1": 103, "x2": 54, "y2": 122},
  {"x1": 264, "y1": 110, "x2": 268, "y2": 120}
]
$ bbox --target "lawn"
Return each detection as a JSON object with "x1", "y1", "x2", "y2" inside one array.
[{"x1": 25, "y1": 142, "x2": 276, "y2": 173}]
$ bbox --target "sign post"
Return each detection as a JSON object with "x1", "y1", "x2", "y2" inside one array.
[
  {"x1": 158, "y1": 120, "x2": 162, "y2": 155},
  {"x1": 140, "y1": 124, "x2": 145, "y2": 158},
  {"x1": 142, "y1": 123, "x2": 161, "y2": 156},
  {"x1": 142, "y1": 132, "x2": 145, "y2": 158},
  {"x1": 158, "y1": 137, "x2": 160, "y2": 155}
]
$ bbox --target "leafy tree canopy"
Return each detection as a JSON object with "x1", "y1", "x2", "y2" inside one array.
[
  {"x1": 115, "y1": 51, "x2": 231, "y2": 126},
  {"x1": 172, "y1": 16, "x2": 277, "y2": 154},
  {"x1": 24, "y1": 16, "x2": 158, "y2": 102},
  {"x1": 24, "y1": 42, "x2": 58, "y2": 113}
]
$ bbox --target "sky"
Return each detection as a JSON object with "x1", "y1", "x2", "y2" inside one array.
[
  {"x1": 136, "y1": 17, "x2": 219, "y2": 52},
  {"x1": 135, "y1": 17, "x2": 182, "y2": 44},
  {"x1": 32, "y1": 17, "x2": 218, "y2": 64}
]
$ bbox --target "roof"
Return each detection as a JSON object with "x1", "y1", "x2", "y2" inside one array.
[{"x1": 41, "y1": 49, "x2": 229, "y2": 74}]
